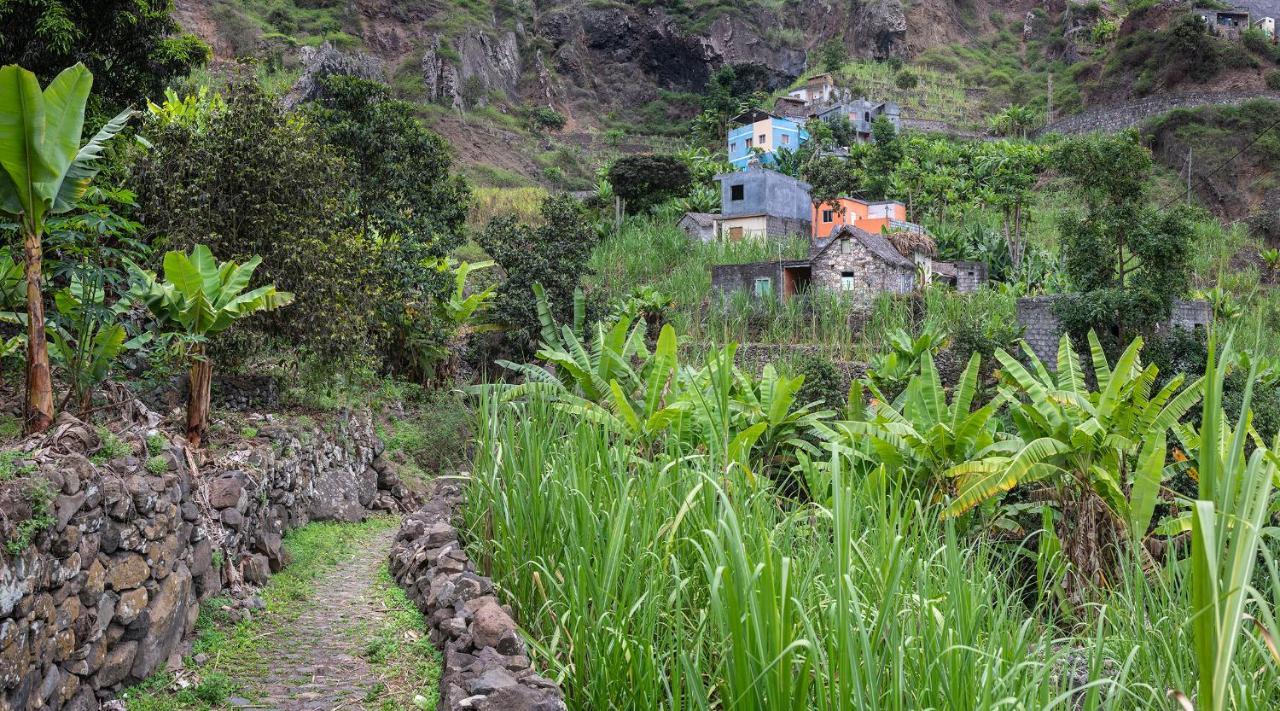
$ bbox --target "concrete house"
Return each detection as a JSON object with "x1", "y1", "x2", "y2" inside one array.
[
  {"x1": 1195, "y1": 7, "x2": 1253, "y2": 37},
  {"x1": 813, "y1": 198, "x2": 911, "y2": 239},
  {"x1": 714, "y1": 164, "x2": 813, "y2": 241},
  {"x1": 787, "y1": 73, "x2": 838, "y2": 105},
  {"x1": 814, "y1": 99, "x2": 901, "y2": 143},
  {"x1": 727, "y1": 109, "x2": 809, "y2": 171},
  {"x1": 677, "y1": 212, "x2": 718, "y2": 242}
]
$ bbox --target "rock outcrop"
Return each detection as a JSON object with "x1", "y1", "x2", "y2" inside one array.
[
  {"x1": 389, "y1": 480, "x2": 566, "y2": 711},
  {"x1": 284, "y1": 42, "x2": 386, "y2": 108},
  {"x1": 0, "y1": 404, "x2": 413, "y2": 710}
]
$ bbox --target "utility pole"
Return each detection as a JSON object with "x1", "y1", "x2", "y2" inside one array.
[
  {"x1": 1186, "y1": 147, "x2": 1193, "y2": 205},
  {"x1": 1046, "y1": 73, "x2": 1053, "y2": 122}
]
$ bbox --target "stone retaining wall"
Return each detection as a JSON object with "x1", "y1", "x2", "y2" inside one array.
[
  {"x1": 1037, "y1": 90, "x2": 1280, "y2": 137},
  {"x1": 1016, "y1": 296, "x2": 1212, "y2": 368},
  {"x1": 0, "y1": 404, "x2": 412, "y2": 710},
  {"x1": 388, "y1": 480, "x2": 566, "y2": 711}
]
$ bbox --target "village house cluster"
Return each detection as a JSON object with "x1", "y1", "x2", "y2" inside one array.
[
  {"x1": 1195, "y1": 1, "x2": 1278, "y2": 39},
  {"x1": 680, "y1": 85, "x2": 984, "y2": 305}
]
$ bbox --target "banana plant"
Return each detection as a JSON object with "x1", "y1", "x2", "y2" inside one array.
[
  {"x1": 47, "y1": 273, "x2": 146, "y2": 414},
  {"x1": 729, "y1": 364, "x2": 832, "y2": 474},
  {"x1": 827, "y1": 351, "x2": 1001, "y2": 494},
  {"x1": 941, "y1": 332, "x2": 1203, "y2": 600},
  {"x1": 865, "y1": 325, "x2": 948, "y2": 400},
  {"x1": 0, "y1": 63, "x2": 133, "y2": 433},
  {"x1": 557, "y1": 324, "x2": 691, "y2": 446},
  {"x1": 127, "y1": 245, "x2": 293, "y2": 446}
]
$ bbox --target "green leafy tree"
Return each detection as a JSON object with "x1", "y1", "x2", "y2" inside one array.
[
  {"x1": 128, "y1": 244, "x2": 293, "y2": 446},
  {"x1": 818, "y1": 40, "x2": 848, "y2": 73},
  {"x1": 477, "y1": 195, "x2": 600, "y2": 354},
  {"x1": 304, "y1": 76, "x2": 471, "y2": 289},
  {"x1": 0, "y1": 0, "x2": 209, "y2": 114},
  {"x1": 607, "y1": 154, "x2": 693, "y2": 214},
  {"x1": 1052, "y1": 132, "x2": 1193, "y2": 352},
  {"x1": 0, "y1": 63, "x2": 131, "y2": 433},
  {"x1": 133, "y1": 79, "x2": 374, "y2": 360}
]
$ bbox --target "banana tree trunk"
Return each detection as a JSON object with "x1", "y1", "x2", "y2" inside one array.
[
  {"x1": 22, "y1": 225, "x2": 53, "y2": 435},
  {"x1": 187, "y1": 344, "x2": 212, "y2": 447}
]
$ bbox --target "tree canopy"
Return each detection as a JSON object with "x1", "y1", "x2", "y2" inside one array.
[{"x1": 0, "y1": 0, "x2": 209, "y2": 114}]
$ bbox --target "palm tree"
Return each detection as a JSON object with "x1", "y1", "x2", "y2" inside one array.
[{"x1": 0, "y1": 63, "x2": 132, "y2": 433}]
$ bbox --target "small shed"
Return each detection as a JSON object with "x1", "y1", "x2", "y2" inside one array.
[{"x1": 678, "y1": 212, "x2": 718, "y2": 242}]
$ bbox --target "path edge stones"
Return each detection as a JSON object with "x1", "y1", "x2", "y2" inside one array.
[{"x1": 388, "y1": 478, "x2": 567, "y2": 711}]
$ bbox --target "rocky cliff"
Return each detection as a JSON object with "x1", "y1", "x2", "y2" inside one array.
[{"x1": 176, "y1": 0, "x2": 1010, "y2": 119}]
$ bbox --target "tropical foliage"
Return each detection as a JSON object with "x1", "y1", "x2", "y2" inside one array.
[
  {"x1": 128, "y1": 245, "x2": 293, "y2": 445},
  {"x1": 0, "y1": 62, "x2": 131, "y2": 433}
]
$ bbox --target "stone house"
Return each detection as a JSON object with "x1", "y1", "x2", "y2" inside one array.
[
  {"x1": 711, "y1": 225, "x2": 925, "y2": 302},
  {"x1": 713, "y1": 164, "x2": 813, "y2": 241},
  {"x1": 931, "y1": 260, "x2": 989, "y2": 294},
  {"x1": 677, "y1": 212, "x2": 718, "y2": 242}
]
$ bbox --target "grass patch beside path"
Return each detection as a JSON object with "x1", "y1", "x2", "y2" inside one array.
[
  {"x1": 358, "y1": 564, "x2": 443, "y2": 710},
  {"x1": 120, "y1": 518, "x2": 396, "y2": 710}
]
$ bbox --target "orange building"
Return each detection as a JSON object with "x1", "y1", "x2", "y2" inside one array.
[{"x1": 812, "y1": 198, "x2": 907, "y2": 239}]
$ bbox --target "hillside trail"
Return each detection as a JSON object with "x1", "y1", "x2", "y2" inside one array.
[{"x1": 225, "y1": 529, "x2": 396, "y2": 710}]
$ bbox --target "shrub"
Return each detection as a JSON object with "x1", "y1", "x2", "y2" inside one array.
[
  {"x1": 145, "y1": 456, "x2": 168, "y2": 474},
  {"x1": 607, "y1": 155, "x2": 693, "y2": 214},
  {"x1": 793, "y1": 352, "x2": 845, "y2": 409},
  {"x1": 895, "y1": 70, "x2": 919, "y2": 89},
  {"x1": 477, "y1": 195, "x2": 600, "y2": 354},
  {"x1": 530, "y1": 106, "x2": 567, "y2": 130},
  {"x1": 1268, "y1": 70, "x2": 1280, "y2": 90}
]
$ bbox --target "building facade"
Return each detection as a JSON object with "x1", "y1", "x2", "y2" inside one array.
[
  {"x1": 727, "y1": 109, "x2": 809, "y2": 171},
  {"x1": 710, "y1": 226, "x2": 921, "y2": 303},
  {"x1": 814, "y1": 99, "x2": 901, "y2": 143},
  {"x1": 714, "y1": 165, "x2": 813, "y2": 241},
  {"x1": 812, "y1": 198, "x2": 908, "y2": 239}
]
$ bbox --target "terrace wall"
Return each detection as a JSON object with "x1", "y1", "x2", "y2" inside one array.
[
  {"x1": 1016, "y1": 296, "x2": 1212, "y2": 368},
  {"x1": 0, "y1": 406, "x2": 412, "y2": 710}
]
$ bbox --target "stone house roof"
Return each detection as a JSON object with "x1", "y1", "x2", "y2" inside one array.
[
  {"x1": 812, "y1": 224, "x2": 916, "y2": 270},
  {"x1": 678, "y1": 212, "x2": 718, "y2": 228}
]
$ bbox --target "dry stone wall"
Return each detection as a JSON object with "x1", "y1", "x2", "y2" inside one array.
[
  {"x1": 0, "y1": 405, "x2": 412, "y2": 710},
  {"x1": 1038, "y1": 90, "x2": 1280, "y2": 137},
  {"x1": 389, "y1": 480, "x2": 566, "y2": 711},
  {"x1": 1016, "y1": 296, "x2": 1212, "y2": 368}
]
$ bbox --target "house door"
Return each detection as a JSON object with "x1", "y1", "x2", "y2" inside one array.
[{"x1": 729, "y1": 227, "x2": 744, "y2": 242}]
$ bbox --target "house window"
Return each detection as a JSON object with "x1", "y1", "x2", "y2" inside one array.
[
  {"x1": 864, "y1": 112, "x2": 870, "y2": 122},
  {"x1": 754, "y1": 277, "x2": 773, "y2": 298},
  {"x1": 840, "y1": 272, "x2": 856, "y2": 291},
  {"x1": 822, "y1": 210, "x2": 834, "y2": 223},
  {"x1": 729, "y1": 141, "x2": 737, "y2": 152},
  {"x1": 781, "y1": 134, "x2": 790, "y2": 145},
  {"x1": 745, "y1": 138, "x2": 753, "y2": 149},
  {"x1": 759, "y1": 133, "x2": 767, "y2": 144},
  {"x1": 730, "y1": 184, "x2": 744, "y2": 201},
  {"x1": 729, "y1": 226, "x2": 744, "y2": 241}
]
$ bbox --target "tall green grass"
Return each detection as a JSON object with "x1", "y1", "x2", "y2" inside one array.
[{"x1": 462, "y1": 390, "x2": 1280, "y2": 709}]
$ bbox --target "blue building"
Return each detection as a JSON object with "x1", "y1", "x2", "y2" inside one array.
[{"x1": 727, "y1": 109, "x2": 809, "y2": 171}]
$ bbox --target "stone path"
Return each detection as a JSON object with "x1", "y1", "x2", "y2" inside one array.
[{"x1": 230, "y1": 530, "x2": 395, "y2": 710}]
